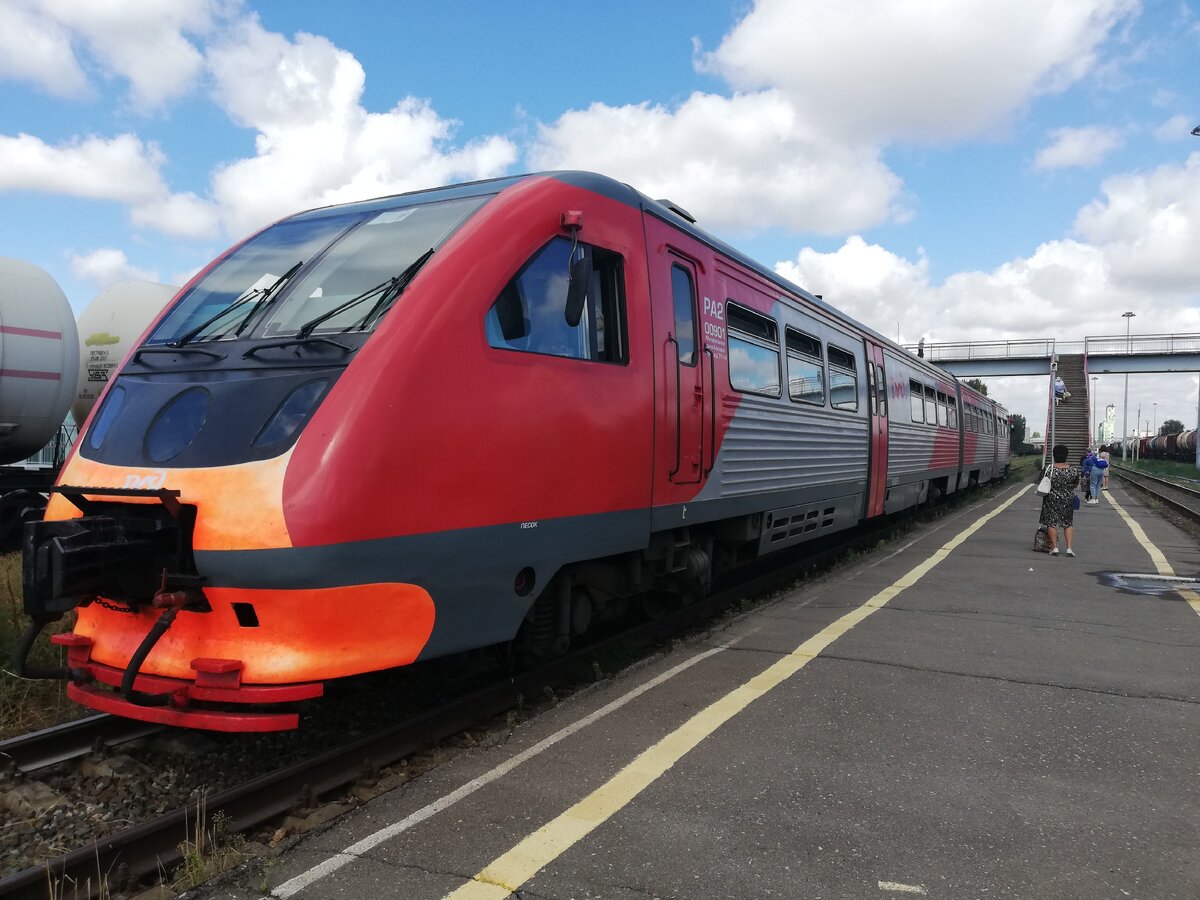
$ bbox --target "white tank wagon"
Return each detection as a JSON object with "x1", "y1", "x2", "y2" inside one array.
[
  {"x1": 0, "y1": 258, "x2": 79, "y2": 466},
  {"x1": 72, "y1": 281, "x2": 179, "y2": 425}
]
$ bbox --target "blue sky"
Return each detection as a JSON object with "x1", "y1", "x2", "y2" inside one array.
[{"x1": 0, "y1": 0, "x2": 1198, "y2": 438}]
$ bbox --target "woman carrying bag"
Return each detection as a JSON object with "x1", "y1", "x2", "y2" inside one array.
[{"x1": 1038, "y1": 443, "x2": 1082, "y2": 556}]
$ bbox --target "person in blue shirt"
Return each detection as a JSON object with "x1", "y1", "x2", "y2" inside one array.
[
  {"x1": 1089, "y1": 445, "x2": 1109, "y2": 504},
  {"x1": 1081, "y1": 450, "x2": 1096, "y2": 501}
]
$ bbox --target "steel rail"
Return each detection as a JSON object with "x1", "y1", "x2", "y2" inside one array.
[
  {"x1": 1110, "y1": 466, "x2": 1200, "y2": 524},
  {"x1": 0, "y1": 714, "x2": 161, "y2": 774},
  {"x1": 0, "y1": 478, "x2": 1016, "y2": 899}
]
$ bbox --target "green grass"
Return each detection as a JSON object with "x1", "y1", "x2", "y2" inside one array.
[
  {"x1": 1116, "y1": 458, "x2": 1200, "y2": 481},
  {"x1": 0, "y1": 552, "x2": 81, "y2": 738}
]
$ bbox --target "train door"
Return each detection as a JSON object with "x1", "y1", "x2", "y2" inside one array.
[
  {"x1": 865, "y1": 342, "x2": 889, "y2": 517},
  {"x1": 643, "y1": 214, "x2": 712, "y2": 496}
]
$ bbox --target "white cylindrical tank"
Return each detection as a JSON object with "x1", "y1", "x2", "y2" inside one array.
[
  {"x1": 72, "y1": 281, "x2": 179, "y2": 426},
  {"x1": 0, "y1": 258, "x2": 80, "y2": 465}
]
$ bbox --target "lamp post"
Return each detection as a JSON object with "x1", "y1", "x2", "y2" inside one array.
[
  {"x1": 1153, "y1": 401, "x2": 1157, "y2": 436},
  {"x1": 1121, "y1": 311, "x2": 1135, "y2": 458},
  {"x1": 1091, "y1": 376, "x2": 1098, "y2": 444}
]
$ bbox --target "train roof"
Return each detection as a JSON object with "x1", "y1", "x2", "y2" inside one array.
[{"x1": 284, "y1": 171, "x2": 1005, "y2": 412}]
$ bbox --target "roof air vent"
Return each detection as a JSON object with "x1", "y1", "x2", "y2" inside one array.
[{"x1": 656, "y1": 199, "x2": 696, "y2": 224}]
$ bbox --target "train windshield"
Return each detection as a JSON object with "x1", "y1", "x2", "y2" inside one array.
[{"x1": 147, "y1": 195, "x2": 489, "y2": 344}]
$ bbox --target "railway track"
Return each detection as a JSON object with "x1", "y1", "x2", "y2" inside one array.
[
  {"x1": 1110, "y1": 465, "x2": 1200, "y2": 524},
  {"x1": 0, "y1": 715, "x2": 161, "y2": 774},
  {"x1": 0, "y1": 478, "x2": 1017, "y2": 899}
]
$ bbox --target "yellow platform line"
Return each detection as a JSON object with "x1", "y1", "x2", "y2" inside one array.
[
  {"x1": 444, "y1": 485, "x2": 1031, "y2": 899},
  {"x1": 1105, "y1": 491, "x2": 1200, "y2": 617}
]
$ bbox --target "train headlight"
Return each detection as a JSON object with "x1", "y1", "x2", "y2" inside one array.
[{"x1": 253, "y1": 379, "x2": 328, "y2": 448}]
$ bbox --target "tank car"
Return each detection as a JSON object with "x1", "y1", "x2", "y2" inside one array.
[
  {"x1": 1176, "y1": 429, "x2": 1196, "y2": 462},
  {"x1": 0, "y1": 258, "x2": 79, "y2": 464},
  {"x1": 73, "y1": 281, "x2": 180, "y2": 426},
  {"x1": 0, "y1": 259, "x2": 80, "y2": 544},
  {"x1": 18, "y1": 172, "x2": 1010, "y2": 731}
]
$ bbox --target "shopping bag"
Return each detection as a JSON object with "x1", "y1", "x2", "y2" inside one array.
[{"x1": 1032, "y1": 526, "x2": 1051, "y2": 553}]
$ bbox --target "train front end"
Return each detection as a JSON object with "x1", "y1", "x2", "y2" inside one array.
[{"x1": 17, "y1": 187, "x2": 496, "y2": 731}]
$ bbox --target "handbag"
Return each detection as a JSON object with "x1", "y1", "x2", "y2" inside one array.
[
  {"x1": 1036, "y1": 466, "x2": 1052, "y2": 496},
  {"x1": 1032, "y1": 526, "x2": 1051, "y2": 553},
  {"x1": 1072, "y1": 494, "x2": 1081, "y2": 510}
]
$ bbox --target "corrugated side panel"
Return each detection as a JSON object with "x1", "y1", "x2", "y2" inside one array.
[
  {"x1": 889, "y1": 422, "x2": 933, "y2": 477},
  {"x1": 718, "y1": 395, "x2": 868, "y2": 496}
]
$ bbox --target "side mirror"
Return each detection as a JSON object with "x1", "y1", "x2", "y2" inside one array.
[{"x1": 564, "y1": 245, "x2": 591, "y2": 327}]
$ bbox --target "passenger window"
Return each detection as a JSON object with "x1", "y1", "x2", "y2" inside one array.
[
  {"x1": 486, "y1": 237, "x2": 627, "y2": 363},
  {"x1": 827, "y1": 346, "x2": 858, "y2": 411},
  {"x1": 786, "y1": 328, "x2": 824, "y2": 406},
  {"x1": 937, "y1": 392, "x2": 949, "y2": 427},
  {"x1": 910, "y1": 380, "x2": 924, "y2": 423},
  {"x1": 923, "y1": 385, "x2": 936, "y2": 425},
  {"x1": 671, "y1": 264, "x2": 697, "y2": 366},
  {"x1": 727, "y1": 303, "x2": 780, "y2": 396}
]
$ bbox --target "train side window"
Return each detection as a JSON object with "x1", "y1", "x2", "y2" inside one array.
[
  {"x1": 785, "y1": 327, "x2": 824, "y2": 405},
  {"x1": 948, "y1": 396, "x2": 958, "y2": 429},
  {"x1": 671, "y1": 264, "x2": 697, "y2": 366},
  {"x1": 485, "y1": 237, "x2": 627, "y2": 363},
  {"x1": 936, "y1": 391, "x2": 949, "y2": 427},
  {"x1": 727, "y1": 302, "x2": 780, "y2": 396},
  {"x1": 827, "y1": 346, "x2": 858, "y2": 411},
  {"x1": 910, "y1": 380, "x2": 924, "y2": 423},
  {"x1": 867, "y1": 362, "x2": 877, "y2": 415},
  {"x1": 923, "y1": 385, "x2": 936, "y2": 424},
  {"x1": 875, "y1": 365, "x2": 887, "y2": 417}
]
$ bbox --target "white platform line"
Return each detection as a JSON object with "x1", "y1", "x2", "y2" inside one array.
[{"x1": 272, "y1": 643, "x2": 730, "y2": 897}]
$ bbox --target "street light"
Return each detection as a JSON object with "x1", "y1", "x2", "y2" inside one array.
[
  {"x1": 1091, "y1": 376, "x2": 1098, "y2": 443},
  {"x1": 1121, "y1": 311, "x2": 1135, "y2": 458},
  {"x1": 1153, "y1": 401, "x2": 1158, "y2": 435}
]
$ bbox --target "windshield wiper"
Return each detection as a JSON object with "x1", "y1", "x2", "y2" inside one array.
[
  {"x1": 234, "y1": 261, "x2": 303, "y2": 337},
  {"x1": 171, "y1": 261, "x2": 302, "y2": 347},
  {"x1": 297, "y1": 249, "x2": 434, "y2": 339}
]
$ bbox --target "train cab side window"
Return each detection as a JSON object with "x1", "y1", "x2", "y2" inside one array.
[
  {"x1": 671, "y1": 264, "x2": 697, "y2": 366},
  {"x1": 923, "y1": 385, "x2": 937, "y2": 424},
  {"x1": 785, "y1": 327, "x2": 824, "y2": 405},
  {"x1": 910, "y1": 380, "x2": 924, "y2": 423},
  {"x1": 936, "y1": 391, "x2": 949, "y2": 427},
  {"x1": 827, "y1": 346, "x2": 858, "y2": 411},
  {"x1": 486, "y1": 237, "x2": 627, "y2": 363},
  {"x1": 727, "y1": 303, "x2": 780, "y2": 396}
]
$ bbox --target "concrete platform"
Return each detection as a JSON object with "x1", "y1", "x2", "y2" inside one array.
[{"x1": 204, "y1": 480, "x2": 1200, "y2": 900}]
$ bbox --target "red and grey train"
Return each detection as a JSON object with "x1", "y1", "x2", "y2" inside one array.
[{"x1": 19, "y1": 171, "x2": 1010, "y2": 731}]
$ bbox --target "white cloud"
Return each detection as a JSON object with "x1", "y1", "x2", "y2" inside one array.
[
  {"x1": 130, "y1": 192, "x2": 221, "y2": 240},
  {"x1": 0, "y1": 132, "x2": 166, "y2": 203},
  {"x1": 69, "y1": 248, "x2": 158, "y2": 287},
  {"x1": 1073, "y1": 151, "x2": 1200, "y2": 292},
  {"x1": 1034, "y1": 126, "x2": 1124, "y2": 169},
  {"x1": 0, "y1": 1, "x2": 89, "y2": 97},
  {"x1": 773, "y1": 151, "x2": 1200, "y2": 436},
  {"x1": 0, "y1": 131, "x2": 221, "y2": 239},
  {"x1": 0, "y1": 0, "x2": 219, "y2": 110},
  {"x1": 204, "y1": 17, "x2": 518, "y2": 237},
  {"x1": 529, "y1": 0, "x2": 1137, "y2": 235},
  {"x1": 1153, "y1": 114, "x2": 1194, "y2": 142},
  {"x1": 699, "y1": 0, "x2": 1139, "y2": 143},
  {"x1": 528, "y1": 92, "x2": 905, "y2": 235}
]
